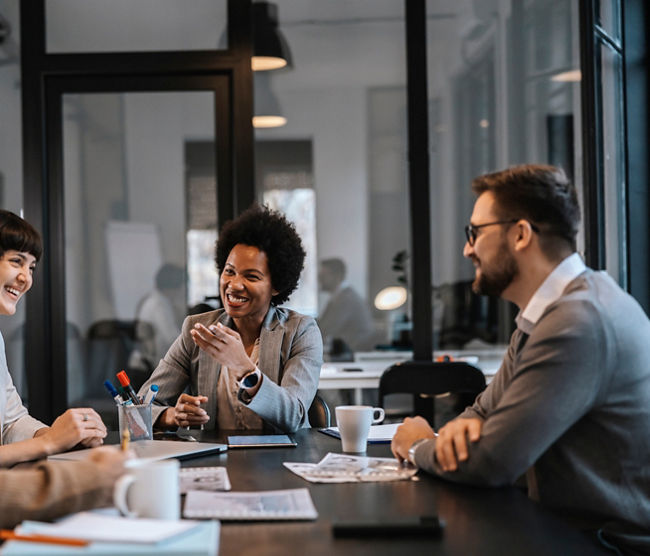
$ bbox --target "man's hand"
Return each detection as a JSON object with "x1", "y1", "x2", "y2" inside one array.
[
  {"x1": 159, "y1": 393, "x2": 210, "y2": 429},
  {"x1": 435, "y1": 418, "x2": 483, "y2": 471},
  {"x1": 391, "y1": 416, "x2": 436, "y2": 463},
  {"x1": 35, "y1": 408, "x2": 107, "y2": 454}
]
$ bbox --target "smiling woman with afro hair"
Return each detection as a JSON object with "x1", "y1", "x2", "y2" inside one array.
[
  {"x1": 215, "y1": 205, "x2": 305, "y2": 306},
  {"x1": 139, "y1": 204, "x2": 323, "y2": 434}
]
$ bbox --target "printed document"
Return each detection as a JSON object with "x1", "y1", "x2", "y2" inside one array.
[
  {"x1": 180, "y1": 466, "x2": 231, "y2": 494},
  {"x1": 183, "y1": 488, "x2": 318, "y2": 520},
  {"x1": 284, "y1": 452, "x2": 417, "y2": 483}
]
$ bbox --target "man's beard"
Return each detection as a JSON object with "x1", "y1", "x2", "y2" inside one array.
[{"x1": 471, "y1": 247, "x2": 518, "y2": 297}]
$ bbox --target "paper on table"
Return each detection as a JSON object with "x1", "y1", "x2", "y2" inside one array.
[
  {"x1": 14, "y1": 512, "x2": 200, "y2": 544},
  {"x1": 183, "y1": 488, "x2": 318, "y2": 520},
  {"x1": 180, "y1": 466, "x2": 231, "y2": 494},
  {"x1": 319, "y1": 423, "x2": 400, "y2": 443},
  {"x1": 284, "y1": 452, "x2": 417, "y2": 483}
]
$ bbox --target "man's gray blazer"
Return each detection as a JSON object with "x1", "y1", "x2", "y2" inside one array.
[
  {"x1": 414, "y1": 269, "x2": 650, "y2": 535},
  {"x1": 139, "y1": 306, "x2": 323, "y2": 433}
]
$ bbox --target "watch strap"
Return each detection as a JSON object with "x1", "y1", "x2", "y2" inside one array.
[{"x1": 408, "y1": 438, "x2": 429, "y2": 466}]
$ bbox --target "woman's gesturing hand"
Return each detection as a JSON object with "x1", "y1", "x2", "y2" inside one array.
[{"x1": 190, "y1": 322, "x2": 254, "y2": 381}]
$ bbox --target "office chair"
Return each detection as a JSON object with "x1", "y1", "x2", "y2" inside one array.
[
  {"x1": 308, "y1": 393, "x2": 332, "y2": 428},
  {"x1": 378, "y1": 361, "x2": 486, "y2": 427},
  {"x1": 86, "y1": 319, "x2": 155, "y2": 395}
]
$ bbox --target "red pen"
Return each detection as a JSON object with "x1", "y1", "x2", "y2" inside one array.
[
  {"x1": 0, "y1": 529, "x2": 88, "y2": 547},
  {"x1": 116, "y1": 370, "x2": 141, "y2": 405}
]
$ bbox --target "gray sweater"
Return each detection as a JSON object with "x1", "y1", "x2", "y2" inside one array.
[{"x1": 414, "y1": 269, "x2": 650, "y2": 532}]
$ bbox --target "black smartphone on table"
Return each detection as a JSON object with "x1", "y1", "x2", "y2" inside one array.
[{"x1": 332, "y1": 515, "x2": 444, "y2": 538}]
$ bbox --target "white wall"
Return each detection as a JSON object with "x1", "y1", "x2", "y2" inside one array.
[{"x1": 256, "y1": 87, "x2": 368, "y2": 298}]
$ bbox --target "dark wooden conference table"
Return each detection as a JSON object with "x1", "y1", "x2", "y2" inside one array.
[{"x1": 177, "y1": 429, "x2": 608, "y2": 555}]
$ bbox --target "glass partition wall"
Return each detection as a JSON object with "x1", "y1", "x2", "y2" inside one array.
[
  {"x1": 427, "y1": 0, "x2": 581, "y2": 349},
  {"x1": 14, "y1": 1, "x2": 642, "y2": 422},
  {"x1": 0, "y1": 0, "x2": 27, "y2": 397},
  {"x1": 256, "y1": 0, "x2": 581, "y2": 360},
  {"x1": 62, "y1": 92, "x2": 216, "y2": 412},
  {"x1": 253, "y1": 1, "x2": 410, "y2": 364}
]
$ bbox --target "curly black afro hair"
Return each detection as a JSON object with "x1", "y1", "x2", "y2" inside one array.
[{"x1": 215, "y1": 204, "x2": 306, "y2": 306}]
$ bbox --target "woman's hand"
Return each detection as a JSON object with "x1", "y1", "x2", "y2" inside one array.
[
  {"x1": 191, "y1": 322, "x2": 255, "y2": 380},
  {"x1": 159, "y1": 393, "x2": 209, "y2": 429},
  {"x1": 34, "y1": 408, "x2": 107, "y2": 454}
]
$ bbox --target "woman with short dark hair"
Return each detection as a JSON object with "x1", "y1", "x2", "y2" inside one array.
[
  {"x1": 140, "y1": 205, "x2": 322, "y2": 433},
  {"x1": 0, "y1": 209, "x2": 109, "y2": 466}
]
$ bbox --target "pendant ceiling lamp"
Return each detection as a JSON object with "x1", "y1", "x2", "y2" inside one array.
[
  {"x1": 252, "y1": 1, "x2": 292, "y2": 71},
  {"x1": 253, "y1": 72, "x2": 286, "y2": 128}
]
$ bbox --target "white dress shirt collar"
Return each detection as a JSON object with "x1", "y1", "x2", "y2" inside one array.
[{"x1": 515, "y1": 252, "x2": 586, "y2": 334}]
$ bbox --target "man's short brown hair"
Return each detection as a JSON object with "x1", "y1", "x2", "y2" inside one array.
[{"x1": 472, "y1": 164, "x2": 580, "y2": 257}]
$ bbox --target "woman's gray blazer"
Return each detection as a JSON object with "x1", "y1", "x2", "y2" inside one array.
[{"x1": 139, "y1": 306, "x2": 323, "y2": 433}]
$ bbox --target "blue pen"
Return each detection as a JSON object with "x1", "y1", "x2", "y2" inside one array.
[
  {"x1": 143, "y1": 384, "x2": 159, "y2": 406},
  {"x1": 103, "y1": 380, "x2": 123, "y2": 406}
]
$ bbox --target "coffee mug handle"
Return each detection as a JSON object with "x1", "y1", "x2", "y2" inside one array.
[
  {"x1": 372, "y1": 407, "x2": 385, "y2": 424},
  {"x1": 113, "y1": 473, "x2": 136, "y2": 518}
]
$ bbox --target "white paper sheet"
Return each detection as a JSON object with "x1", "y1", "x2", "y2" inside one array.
[
  {"x1": 14, "y1": 512, "x2": 200, "y2": 544},
  {"x1": 180, "y1": 466, "x2": 231, "y2": 494},
  {"x1": 321, "y1": 423, "x2": 400, "y2": 442},
  {"x1": 183, "y1": 488, "x2": 318, "y2": 520}
]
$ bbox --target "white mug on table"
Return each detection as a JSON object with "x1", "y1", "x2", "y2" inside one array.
[
  {"x1": 114, "y1": 458, "x2": 180, "y2": 520},
  {"x1": 335, "y1": 405, "x2": 385, "y2": 453}
]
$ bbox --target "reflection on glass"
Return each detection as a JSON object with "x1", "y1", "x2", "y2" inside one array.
[
  {"x1": 318, "y1": 257, "x2": 376, "y2": 359},
  {"x1": 46, "y1": 0, "x2": 228, "y2": 53},
  {"x1": 598, "y1": 0, "x2": 622, "y2": 42},
  {"x1": 263, "y1": 188, "x2": 317, "y2": 315},
  {"x1": 0, "y1": 3, "x2": 26, "y2": 400},
  {"x1": 254, "y1": 1, "x2": 408, "y2": 366},
  {"x1": 187, "y1": 229, "x2": 218, "y2": 308},
  {"x1": 62, "y1": 91, "x2": 215, "y2": 427},
  {"x1": 428, "y1": 0, "x2": 579, "y2": 348},
  {"x1": 600, "y1": 43, "x2": 626, "y2": 286}
]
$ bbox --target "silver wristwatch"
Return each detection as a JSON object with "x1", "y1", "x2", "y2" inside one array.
[{"x1": 408, "y1": 438, "x2": 429, "y2": 466}]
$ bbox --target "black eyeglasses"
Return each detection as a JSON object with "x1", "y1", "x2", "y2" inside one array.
[{"x1": 464, "y1": 219, "x2": 539, "y2": 246}]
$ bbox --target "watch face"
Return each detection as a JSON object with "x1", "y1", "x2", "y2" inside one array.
[{"x1": 243, "y1": 371, "x2": 259, "y2": 388}]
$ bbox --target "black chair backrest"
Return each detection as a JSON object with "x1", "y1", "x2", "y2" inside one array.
[
  {"x1": 86, "y1": 319, "x2": 154, "y2": 396},
  {"x1": 308, "y1": 393, "x2": 332, "y2": 428},
  {"x1": 378, "y1": 361, "x2": 486, "y2": 424}
]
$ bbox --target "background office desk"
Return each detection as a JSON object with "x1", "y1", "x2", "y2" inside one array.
[
  {"x1": 184, "y1": 429, "x2": 607, "y2": 555},
  {"x1": 319, "y1": 348, "x2": 506, "y2": 404}
]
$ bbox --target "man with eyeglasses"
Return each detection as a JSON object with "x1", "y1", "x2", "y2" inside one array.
[{"x1": 392, "y1": 164, "x2": 650, "y2": 551}]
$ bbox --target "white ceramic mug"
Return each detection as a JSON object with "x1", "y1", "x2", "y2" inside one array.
[
  {"x1": 335, "y1": 405, "x2": 385, "y2": 453},
  {"x1": 114, "y1": 459, "x2": 180, "y2": 520}
]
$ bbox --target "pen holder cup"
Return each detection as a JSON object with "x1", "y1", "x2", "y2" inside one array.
[{"x1": 118, "y1": 404, "x2": 153, "y2": 442}]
